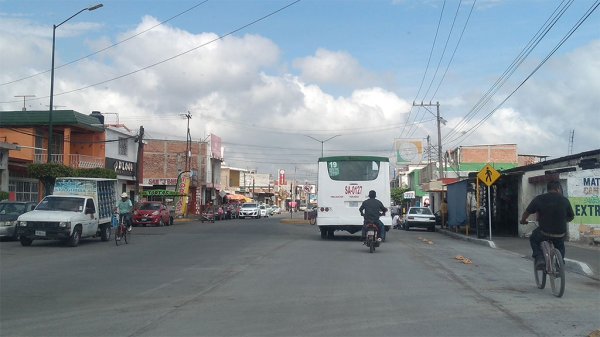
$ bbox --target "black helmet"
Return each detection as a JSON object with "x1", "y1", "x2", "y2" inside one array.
[{"x1": 368, "y1": 190, "x2": 376, "y2": 198}]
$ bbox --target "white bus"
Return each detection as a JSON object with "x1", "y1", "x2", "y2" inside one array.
[{"x1": 316, "y1": 156, "x2": 391, "y2": 239}]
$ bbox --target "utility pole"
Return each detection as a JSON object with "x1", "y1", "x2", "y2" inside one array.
[
  {"x1": 181, "y1": 111, "x2": 192, "y2": 171},
  {"x1": 135, "y1": 125, "x2": 145, "y2": 202},
  {"x1": 413, "y1": 101, "x2": 443, "y2": 179},
  {"x1": 568, "y1": 130, "x2": 575, "y2": 155}
]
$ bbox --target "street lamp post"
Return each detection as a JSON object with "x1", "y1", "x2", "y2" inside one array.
[
  {"x1": 305, "y1": 135, "x2": 341, "y2": 158},
  {"x1": 48, "y1": 4, "x2": 103, "y2": 163}
]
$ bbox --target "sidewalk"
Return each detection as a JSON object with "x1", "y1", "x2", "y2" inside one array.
[{"x1": 438, "y1": 228, "x2": 600, "y2": 281}]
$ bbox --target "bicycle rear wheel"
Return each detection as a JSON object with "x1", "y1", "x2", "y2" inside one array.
[
  {"x1": 534, "y1": 260, "x2": 546, "y2": 289},
  {"x1": 123, "y1": 228, "x2": 129, "y2": 244},
  {"x1": 549, "y1": 249, "x2": 565, "y2": 297}
]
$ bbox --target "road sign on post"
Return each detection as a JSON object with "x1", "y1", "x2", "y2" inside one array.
[
  {"x1": 477, "y1": 163, "x2": 501, "y2": 187},
  {"x1": 476, "y1": 163, "x2": 502, "y2": 241}
]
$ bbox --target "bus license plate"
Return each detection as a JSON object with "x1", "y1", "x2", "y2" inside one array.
[
  {"x1": 348, "y1": 201, "x2": 360, "y2": 207},
  {"x1": 35, "y1": 230, "x2": 46, "y2": 236}
]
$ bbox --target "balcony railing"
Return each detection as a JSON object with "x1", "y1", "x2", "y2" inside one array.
[{"x1": 34, "y1": 154, "x2": 105, "y2": 169}]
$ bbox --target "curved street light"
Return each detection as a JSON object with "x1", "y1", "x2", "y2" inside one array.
[
  {"x1": 305, "y1": 135, "x2": 341, "y2": 158},
  {"x1": 48, "y1": 4, "x2": 103, "y2": 163}
]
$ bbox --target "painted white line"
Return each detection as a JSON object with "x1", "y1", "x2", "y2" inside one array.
[{"x1": 139, "y1": 278, "x2": 184, "y2": 296}]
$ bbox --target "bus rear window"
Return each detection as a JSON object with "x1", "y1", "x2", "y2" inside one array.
[{"x1": 327, "y1": 160, "x2": 380, "y2": 181}]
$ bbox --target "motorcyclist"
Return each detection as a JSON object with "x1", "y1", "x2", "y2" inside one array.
[{"x1": 359, "y1": 190, "x2": 388, "y2": 242}]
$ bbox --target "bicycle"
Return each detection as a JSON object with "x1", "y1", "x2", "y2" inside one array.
[
  {"x1": 534, "y1": 239, "x2": 565, "y2": 297},
  {"x1": 114, "y1": 213, "x2": 130, "y2": 246}
]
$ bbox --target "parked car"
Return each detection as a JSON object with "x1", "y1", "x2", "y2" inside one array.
[
  {"x1": 239, "y1": 203, "x2": 260, "y2": 219},
  {"x1": 271, "y1": 206, "x2": 281, "y2": 214},
  {"x1": 132, "y1": 202, "x2": 173, "y2": 227},
  {"x1": 259, "y1": 205, "x2": 269, "y2": 218},
  {"x1": 403, "y1": 207, "x2": 436, "y2": 232},
  {"x1": 0, "y1": 201, "x2": 37, "y2": 240}
]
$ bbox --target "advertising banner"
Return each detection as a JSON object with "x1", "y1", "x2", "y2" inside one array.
[
  {"x1": 175, "y1": 172, "x2": 191, "y2": 216},
  {"x1": 278, "y1": 169, "x2": 286, "y2": 185},
  {"x1": 210, "y1": 134, "x2": 222, "y2": 160},
  {"x1": 394, "y1": 139, "x2": 423, "y2": 164},
  {"x1": 567, "y1": 171, "x2": 600, "y2": 225}
]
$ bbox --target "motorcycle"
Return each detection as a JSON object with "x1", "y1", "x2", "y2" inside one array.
[{"x1": 363, "y1": 222, "x2": 381, "y2": 253}]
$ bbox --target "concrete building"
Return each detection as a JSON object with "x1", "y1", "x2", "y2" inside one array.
[{"x1": 0, "y1": 110, "x2": 106, "y2": 200}]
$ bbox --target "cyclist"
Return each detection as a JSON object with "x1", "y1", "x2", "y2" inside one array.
[
  {"x1": 359, "y1": 190, "x2": 388, "y2": 242},
  {"x1": 520, "y1": 181, "x2": 574, "y2": 269},
  {"x1": 115, "y1": 192, "x2": 133, "y2": 232}
]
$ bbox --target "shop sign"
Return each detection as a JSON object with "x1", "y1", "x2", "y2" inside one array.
[
  {"x1": 144, "y1": 178, "x2": 178, "y2": 185},
  {"x1": 106, "y1": 158, "x2": 136, "y2": 177}
]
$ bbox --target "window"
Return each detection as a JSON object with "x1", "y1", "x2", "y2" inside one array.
[
  {"x1": 118, "y1": 137, "x2": 128, "y2": 156},
  {"x1": 9, "y1": 179, "x2": 39, "y2": 202},
  {"x1": 327, "y1": 160, "x2": 380, "y2": 181}
]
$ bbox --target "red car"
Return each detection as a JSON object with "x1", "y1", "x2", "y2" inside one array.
[{"x1": 132, "y1": 202, "x2": 173, "y2": 227}]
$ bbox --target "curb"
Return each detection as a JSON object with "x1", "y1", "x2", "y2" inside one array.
[
  {"x1": 438, "y1": 228, "x2": 496, "y2": 248},
  {"x1": 439, "y1": 229, "x2": 596, "y2": 279}
]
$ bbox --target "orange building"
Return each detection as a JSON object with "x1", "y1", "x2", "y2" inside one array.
[{"x1": 0, "y1": 110, "x2": 106, "y2": 201}]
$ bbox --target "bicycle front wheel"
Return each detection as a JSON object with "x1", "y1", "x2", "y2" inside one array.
[
  {"x1": 534, "y1": 260, "x2": 546, "y2": 289},
  {"x1": 115, "y1": 228, "x2": 122, "y2": 246},
  {"x1": 549, "y1": 249, "x2": 565, "y2": 297}
]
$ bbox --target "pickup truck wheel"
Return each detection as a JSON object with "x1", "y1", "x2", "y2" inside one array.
[
  {"x1": 20, "y1": 237, "x2": 33, "y2": 246},
  {"x1": 100, "y1": 224, "x2": 111, "y2": 241},
  {"x1": 68, "y1": 227, "x2": 81, "y2": 247}
]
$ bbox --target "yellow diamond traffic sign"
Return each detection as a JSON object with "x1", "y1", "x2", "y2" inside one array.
[{"x1": 477, "y1": 163, "x2": 501, "y2": 187}]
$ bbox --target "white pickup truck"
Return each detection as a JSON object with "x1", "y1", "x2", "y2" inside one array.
[{"x1": 17, "y1": 177, "x2": 118, "y2": 247}]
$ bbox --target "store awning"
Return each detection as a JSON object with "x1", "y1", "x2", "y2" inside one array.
[{"x1": 226, "y1": 194, "x2": 247, "y2": 201}]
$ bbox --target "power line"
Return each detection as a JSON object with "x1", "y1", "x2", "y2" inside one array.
[
  {"x1": 444, "y1": 0, "x2": 575, "y2": 143},
  {"x1": 447, "y1": 0, "x2": 599, "y2": 146},
  {"x1": 399, "y1": 0, "x2": 447, "y2": 139},
  {"x1": 0, "y1": 1, "x2": 210, "y2": 87},
  {"x1": 0, "y1": 0, "x2": 301, "y2": 106},
  {"x1": 429, "y1": 0, "x2": 476, "y2": 100}
]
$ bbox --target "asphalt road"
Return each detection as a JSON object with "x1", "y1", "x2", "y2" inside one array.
[{"x1": 1, "y1": 215, "x2": 598, "y2": 337}]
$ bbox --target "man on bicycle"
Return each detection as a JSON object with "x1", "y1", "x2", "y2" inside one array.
[
  {"x1": 520, "y1": 181, "x2": 574, "y2": 269},
  {"x1": 359, "y1": 190, "x2": 388, "y2": 242},
  {"x1": 115, "y1": 192, "x2": 133, "y2": 232}
]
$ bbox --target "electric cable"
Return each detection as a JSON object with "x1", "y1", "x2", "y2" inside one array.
[
  {"x1": 0, "y1": 0, "x2": 301, "y2": 105},
  {"x1": 0, "y1": 1, "x2": 210, "y2": 87},
  {"x1": 443, "y1": 0, "x2": 574, "y2": 143},
  {"x1": 447, "y1": 0, "x2": 599, "y2": 146}
]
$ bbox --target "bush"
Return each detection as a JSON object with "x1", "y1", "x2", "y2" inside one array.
[{"x1": 0, "y1": 191, "x2": 9, "y2": 201}]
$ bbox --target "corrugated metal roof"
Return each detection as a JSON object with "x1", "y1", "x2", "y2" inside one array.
[{"x1": 0, "y1": 110, "x2": 105, "y2": 132}]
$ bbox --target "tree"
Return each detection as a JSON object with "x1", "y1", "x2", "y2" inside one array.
[
  {"x1": 27, "y1": 163, "x2": 117, "y2": 196},
  {"x1": 391, "y1": 186, "x2": 410, "y2": 205}
]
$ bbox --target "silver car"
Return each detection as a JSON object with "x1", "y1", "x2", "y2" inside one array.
[
  {"x1": 239, "y1": 203, "x2": 260, "y2": 219},
  {"x1": 0, "y1": 201, "x2": 37, "y2": 240},
  {"x1": 403, "y1": 207, "x2": 436, "y2": 232}
]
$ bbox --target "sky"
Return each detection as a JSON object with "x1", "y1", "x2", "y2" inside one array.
[{"x1": 1, "y1": 0, "x2": 599, "y2": 182}]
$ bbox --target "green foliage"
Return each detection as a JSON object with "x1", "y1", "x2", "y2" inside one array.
[
  {"x1": 27, "y1": 164, "x2": 116, "y2": 180},
  {"x1": 391, "y1": 187, "x2": 410, "y2": 205},
  {"x1": 74, "y1": 167, "x2": 117, "y2": 179},
  {"x1": 27, "y1": 163, "x2": 117, "y2": 196},
  {"x1": 0, "y1": 191, "x2": 9, "y2": 201},
  {"x1": 27, "y1": 163, "x2": 74, "y2": 180}
]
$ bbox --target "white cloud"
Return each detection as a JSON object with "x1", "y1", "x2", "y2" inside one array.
[
  {"x1": 292, "y1": 49, "x2": 380, "y2": 89},
  {"x1": 1, "y1": 13, "x2": 598, "y2": 175}
]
